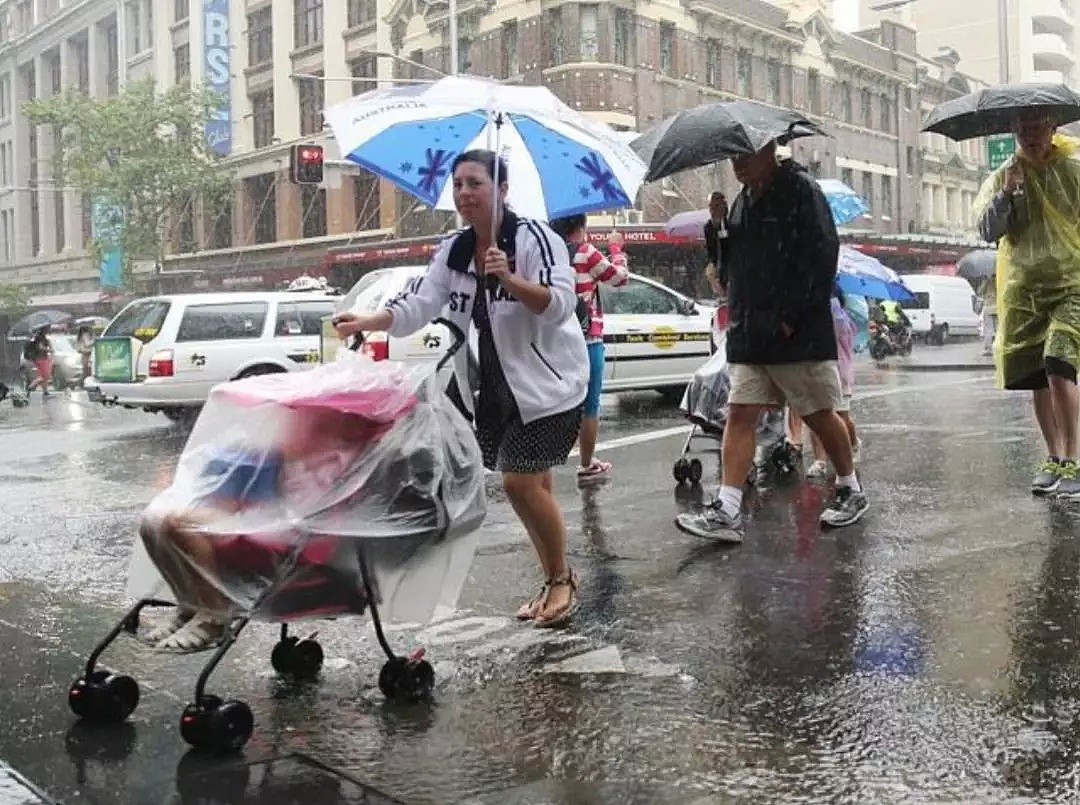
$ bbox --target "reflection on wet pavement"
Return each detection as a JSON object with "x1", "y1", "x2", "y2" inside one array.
[{"x1": 9, "y1": 370, "x2": 1080, "y2": 802}]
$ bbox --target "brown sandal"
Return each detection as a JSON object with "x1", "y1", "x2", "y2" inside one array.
[
  {"x1": 534, "y1": 569, "x2": 579, "y2": 629},
  {"x1": 515, "y1": 581, "x2": 550, "y2": 621}
]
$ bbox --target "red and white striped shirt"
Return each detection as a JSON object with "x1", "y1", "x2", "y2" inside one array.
[{"x1": 573, "y1": 242, "x2": 628, "y2": 340}]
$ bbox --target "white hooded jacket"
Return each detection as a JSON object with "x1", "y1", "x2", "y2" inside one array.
[{"x1": 384, "y1": 211, "x2": 588, "y2": 424}]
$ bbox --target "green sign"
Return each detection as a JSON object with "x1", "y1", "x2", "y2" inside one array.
[
  {"x1": 93, "y1": 337, "x2": 135, "y2": 382},
  {"x1": 987, "y1": 134, "x2": 1017, "y2": 171}
]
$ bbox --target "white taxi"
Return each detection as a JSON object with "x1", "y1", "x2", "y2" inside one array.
[{"x1": 322, "y1": 266, "x2": 715, "y2": 397}]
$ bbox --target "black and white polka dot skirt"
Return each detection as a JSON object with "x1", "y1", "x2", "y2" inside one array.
[{"x1": 477, "y1": 403, "x2": 583, "y2": 474}]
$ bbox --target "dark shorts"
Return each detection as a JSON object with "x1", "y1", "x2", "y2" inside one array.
[{"x1": 477, "y1": 404, "x2": 583, "y2": 474}]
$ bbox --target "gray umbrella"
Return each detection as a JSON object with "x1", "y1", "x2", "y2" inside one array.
[
  {"x1": 631, "y1": 100, "x2": 829, "y2": 183},
  {"x1": 922, "y1": 82, "x2": 1080, "y2": 141},
  {"x1": 957, "y1": 249, "x2": 997, "y2": 282},
  {"x1": 7, "y1": 309, "x2": 72, "y2": 339}
]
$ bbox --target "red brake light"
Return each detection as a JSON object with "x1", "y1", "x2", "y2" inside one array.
[
  {"x1": 360, "y1": 336, "x2": 389, "y2": 361},
  {"x1": 148, "y1": 349, "x2": 174, "y2": 377}
]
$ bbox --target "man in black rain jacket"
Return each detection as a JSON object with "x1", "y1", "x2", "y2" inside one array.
[{"x1": 676, "y1": 141, "x2": 869, "y2": 542}]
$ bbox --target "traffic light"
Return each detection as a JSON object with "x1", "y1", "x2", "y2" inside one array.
[{"x1": 290, "y1": 144, "x2": 324, "y2": 184}]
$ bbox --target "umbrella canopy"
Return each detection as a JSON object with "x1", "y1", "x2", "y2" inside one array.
[
  {"x1": 630, "y1": 100, "x2": 829, "y2": 183},
  {"x1": 7, "y1": 309, "x2": 72, "y2": 339},
  {"x1": 663, "y1": 178, "x2": 869, "y2": 237},
  {"x1": 922, "y1": 82, "x2": 1080, "y2": 141},
  {"x1": 324, "y1": 76, "x2": 647, "y2": 221},
  {"x1": 956, "y1": 249, "x2": 997, "y2": 282},
  {"x1": 836, "y1": 247, "x2": 915, "y2": 303}
]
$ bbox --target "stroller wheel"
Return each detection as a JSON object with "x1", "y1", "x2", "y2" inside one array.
[
  {"x1": 672, "y1": 459, "x2": 690, "y2": 484},
  {"x1": 271, "y1": 636, "x2": 324, "y2": 679},
  {"x1": 379, "y1": 656, "x2": 435, "y2": 703},
  {"x1": 688, "y1": 458, "x2": 703, "y2": 484},
  {"x1": 68, "y1": 671, "x2": 140, "y2": 723},
  {"x1": 181, "y1": 696, "x2": 253, "y2": 753}
]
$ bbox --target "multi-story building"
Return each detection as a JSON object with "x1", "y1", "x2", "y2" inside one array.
[
  {"x1": 0, "y1": 0, "x2": 154, "y2": 305},
  {"x1": 860, "y1": 0, "x2": 1077, "y2": 85}
]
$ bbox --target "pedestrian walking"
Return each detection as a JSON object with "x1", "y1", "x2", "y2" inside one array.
[
  {"x1": 675, "y1": 140, "x2": 869, "y2": 542},
  {"x1": 807, "y1": 286, "x2": 862, "y2": 477},
  {"x1": 975, "y1": 109, "x2": 1080, "y2": 496},
  {"x1": 23, "y1": 326, "x2": 53, "y2": 398},
  {"x1": 703, "y1": 190, "x2": 728, "y2": 298},
  {"x1": 979, "y1": 275, "x2": 998, "y2": 357},
  {"x1": 75, "y1": 324, "x2": 94, "y2": 383},
  {"x1": 333, "y1": 150, "x2": 589, "y2": 627},
  {"x1": 549, "y1": 214, "x2": 629, "y2": 482}
]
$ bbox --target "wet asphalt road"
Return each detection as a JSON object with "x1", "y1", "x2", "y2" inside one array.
[{"x1": 3, "y1": 351, "x2": 1080, "y2": 804}]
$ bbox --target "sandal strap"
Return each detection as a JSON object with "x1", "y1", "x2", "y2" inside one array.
[{"x1": 547, "y1": 568, "x2": 577, "y2": 591}]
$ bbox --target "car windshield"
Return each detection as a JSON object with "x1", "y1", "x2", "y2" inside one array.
[
  {"x1": 904, "y1": 292, "x2": 931, "y2": 310},
  {"x1": 103, "y1": 299, "x2": 172, "y2": 342},
  {"x1": 338, "y1": 269, "x2": 393, "y2": 313}
]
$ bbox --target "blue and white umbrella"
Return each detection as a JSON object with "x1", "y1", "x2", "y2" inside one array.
[
  {"x1": 817, "y1": 179, "x2": 871, "y2": 226},
  {"x1": 836, "y1": 246, "x2": 915, "y2": 303},
  {"x1": 324, "y1": 76, "x2": 647, "y2": 222}
]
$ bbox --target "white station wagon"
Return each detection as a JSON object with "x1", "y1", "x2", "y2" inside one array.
[
  {"x1": 322, "y1": 266, "x2": 715, "y2": 399},
  {"x1": 85, "y1": 290, "x2": 338, "y2": 420}
]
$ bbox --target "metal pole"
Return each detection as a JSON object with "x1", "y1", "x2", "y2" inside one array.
[
  {"x1": 998, "y1": 0, "x2": 1009, "y2": 83},
  {"x1": 449, "y1": 0, "x2": 459, "y2": 76}
]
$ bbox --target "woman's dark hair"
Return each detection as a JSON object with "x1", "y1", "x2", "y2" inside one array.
[
  {"x1": 549, "y1": 214, "x2": 587, "y2": 240},
  {"x1": 451, "y1": 149, "x2": 509, "y2": 184}
]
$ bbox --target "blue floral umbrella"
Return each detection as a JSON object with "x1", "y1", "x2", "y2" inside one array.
[
  {"x1": 817, "y1": 179, "x2": 871, "y2": 226},
  {"x1": 324, "y1": 76, "x2": 647, "y2": 223}
]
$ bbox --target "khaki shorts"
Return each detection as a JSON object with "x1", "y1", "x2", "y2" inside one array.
[{"x1": 728, "y1": 361, "x2": 842, "y2": 417}]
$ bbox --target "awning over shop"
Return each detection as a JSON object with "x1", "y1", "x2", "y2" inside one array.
[{"x1": 26, "y1": 291, "x2": 108, "y2": 308}]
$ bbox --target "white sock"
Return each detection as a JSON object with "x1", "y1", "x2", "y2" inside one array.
[
  {"x1": 836, "y1": 473, "x2": 861, "y2": 493},
  {"x1": 717, "y1": 485, "x2": 743, "y2": 516}
]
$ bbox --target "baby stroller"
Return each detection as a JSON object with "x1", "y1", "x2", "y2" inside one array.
[
  {"x1": 67, "y1": 318, "x2": 486, "y2": 753},
  {"x1": 673, "y1": 341, "x2": 801, "y2": 486}
]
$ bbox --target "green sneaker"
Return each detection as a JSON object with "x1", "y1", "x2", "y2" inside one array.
[{"x1": 1033, "y1": 458, "x2": 1062, "y2": 496}]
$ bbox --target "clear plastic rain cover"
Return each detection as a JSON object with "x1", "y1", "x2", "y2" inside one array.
[{"x1": 128, "y1": 353, "x2": 486, "y2": 625}]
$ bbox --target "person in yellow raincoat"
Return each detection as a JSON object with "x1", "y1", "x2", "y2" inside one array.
[{"x1": 975, "y1": 108, "x2": 1080, "y2": 496}]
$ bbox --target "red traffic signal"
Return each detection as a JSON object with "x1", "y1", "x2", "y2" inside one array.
[{"x1": 290, "y1": 144, "x2": 324, "y2": 184}]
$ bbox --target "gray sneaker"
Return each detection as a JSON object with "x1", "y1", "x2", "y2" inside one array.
[
  {"x1": 1056, "y1": 461, "x2": 1080, "y2": 498},
  {"x1": 1032, "y1": 458, "x2": 1063, "y2": 496},
  {"x1": 675, "y1": 503, "x2": 745, "y2": 543},
  {"x1": 820, "y1": 486, "x2": 870, "y2": 528}
]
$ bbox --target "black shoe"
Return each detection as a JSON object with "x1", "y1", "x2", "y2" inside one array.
[{"x1": 820, "y1": 486, "x2": 869, "y2": 528}]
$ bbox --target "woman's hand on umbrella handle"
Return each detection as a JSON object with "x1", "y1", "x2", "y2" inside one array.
[
  {"x1": 332, "y1": 311, "x2": 389, "y2": 338},
  {"x1": 1004, "y1": 163, "x2": 1024, "y2": 194},
  {"x1": 484, "y1": 247, "x2": 511, "y2": 281}
]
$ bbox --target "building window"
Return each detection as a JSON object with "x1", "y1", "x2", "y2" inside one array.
[
  {"x1": 73, "y1": 38, "x2": 89, "y2": 93},
  {"x1": 247, "y1": 174, "x2": 276, "y2": 244},
  {"x1": 174, "y1": 0, "x2": 189, "y2": 23},
  {"x1": 300, "y1": 185, "x2": 326, "y2": 239},
  {"x1": 705, "y1": 39, "x2": 720, "y2": 87},
  {"x1": 126, "y1": 1, "x2": 143, "y2": 54},
  {"x1": 736, "y1": 51, "x2": 751, "y2": 97},
  {"x1": 104, "y1": 21, "x2": 119, "y2": 95},
  {"x1": 841, "y1": 167, "x2": 854, "y2": 188},
  {"x1": 906, "y1": 145, "x2": 915, "y2": 176},
  {"x1": 580, "y1": 5, "x2": 599, "y2": 61},
  {"x1": 880, "y1": 95, "x2": 892, "y2": 133},
  {"x1": 207, "y1": 196, "x2": 232, "y2": 250},
  {"x1": 881, "y1": 175, "x2": 893, "y2": 218},
  {"x1": 0, "y1": 75, "x2": 9, "y2": 118},
  {"x1": 0, "y1": 210, "x2": 9, "y2": 262},
  {"x1": 840, "y1": 82, "x2": 852, "y2": 123},
  {"x1": 248, "y1": 7, "x2": 272, "y2": 65},
  {"x1": 45, "y1": 52, "x2": 60, "y2": 95},
  {"x1": 457, "y1": 37, "x2": 470, "y2": 74},
  {"x1": 659, "y1": 23, "x2": 675, "y2": 76},
  {"x1": 501, "y1": 21, "x2": 519, "y2": 77},
  {"x1": 766, "y1": 60, "x2": 780, "y2": 104},
  {"x1": 546, "y1": 8, "x2": 564, "y2": 66},
  {"x1": 807, "y1": 69, "x2": 820, "y2": 115},
  {"x1": 294, "y1": 0, "x2": 323, "y2": 48},
  {"x1": 614, "y1": 8, "x2": 634, "y2": 68},
  {"x1": 354, "y1": 171, "x2": 380, "y2": 231},
  {"x1": 904, "y1": 87, "x2": 912, "y2": 110},
  {"x1": 350, "y1": 55, "x2": 376, "y2": 89},
  {"x1": 298, "y1": 76, "x2": 324, "y2": 136},
  {"x1": 174, "y1": 43, "x2": 190, "y2": 83},
  {"x1": 347, "y1": 0, "x2": 376, "y2": 27},
  {"x1": 862, "y1": 172, "x2": 874, "y2": 212},
  {"x1": 251, "y1": 90, "x2": 274, "y2": 149},
  {"x1": 861, "y1": 88, "x2": 873, "y2": 128}
]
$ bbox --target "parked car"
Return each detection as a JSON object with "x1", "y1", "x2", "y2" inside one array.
[
  {"x1": 84, "y1": 291, "x2": 338, "y2": 420},
  {"x1": 48, "y1": 334, "x2": 85, "y2": 389},
  {"x1": 899, "y1": 274, "x2": 981, "y2": 345},
  {"x1": 323, "y1": 266, "x2": 715, "y2": 398}
]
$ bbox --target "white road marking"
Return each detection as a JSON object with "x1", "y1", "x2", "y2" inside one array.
[{"x1": 580, "y1": 376, "x2": 988, "y2": 456}]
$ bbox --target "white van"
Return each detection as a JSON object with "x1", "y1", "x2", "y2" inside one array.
[
  {"x1": 84, "y1": 290, "x2": 338, "y2": 420},
  {"x1": 899, "y1": 274, "x2": 980, "y2": 344}
]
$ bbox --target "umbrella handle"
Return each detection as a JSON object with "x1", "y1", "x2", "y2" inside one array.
[{"x1": 491, "y1": 112, "x2": 504, "y2": 246}]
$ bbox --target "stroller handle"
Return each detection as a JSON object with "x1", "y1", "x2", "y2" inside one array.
[{"x1": 347, "y1": 316, "x2": 466, "y2": 374}]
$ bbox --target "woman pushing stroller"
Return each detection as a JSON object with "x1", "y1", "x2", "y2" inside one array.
[{"x1": 333, "y1": 150, "x2": 588, "y2": 628}]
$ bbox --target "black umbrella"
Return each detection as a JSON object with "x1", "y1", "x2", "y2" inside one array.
[
  {"x1": 957, "y1": 249, "x2": 997, "y2": 282},
  {"x1": 7, "y1": 309, "x2": 72, "y2": 339},
  {"x1": 922, "y1": 82, "x2": 1080, "y2": 141},
  {"x1": 631, "y1": 100, "x2": 829, "y2": 183}
]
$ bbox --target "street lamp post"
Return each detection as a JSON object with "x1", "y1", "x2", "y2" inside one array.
[{"x1": 449, "y1": 0, "x2": 459, "y2": 76}]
